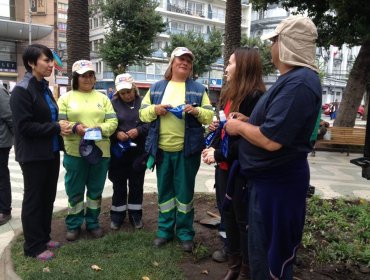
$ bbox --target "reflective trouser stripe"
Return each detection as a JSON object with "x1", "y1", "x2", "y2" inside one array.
[
  {"x1": 111, "y1": 205, "x2": 127, "y2": 212},
  {"x1": 128, "y1": 204, "x2": 142, "y2": 210},
  {"x1": 68, "y1": 201, "x2": 84, "y2": 215},
  {"x1": 86, "y1": 196, "x2": 101, "y2": 210},
  {"x1": 176, "y1": 198, "x2": 194, "y2": 214},
  {"x1": 158, "y1": 198, "x2": 176, "y2": 213}
]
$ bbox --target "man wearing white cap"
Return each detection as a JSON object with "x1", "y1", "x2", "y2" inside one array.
[
  {"x1": 139, "y1": 47, "x2": 213, "y2": 252},
  {"x1": 225, "y1": 16, "x2": 322, "y2": 279}
]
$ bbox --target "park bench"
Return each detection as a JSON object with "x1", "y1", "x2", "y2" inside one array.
[{"x1": 314, "y1": 126, "x2": 366, "y2": 156}]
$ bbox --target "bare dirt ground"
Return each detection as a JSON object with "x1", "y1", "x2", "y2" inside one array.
[{"x1": 50, "y1": 193, "x2": 369, "y2": 280}]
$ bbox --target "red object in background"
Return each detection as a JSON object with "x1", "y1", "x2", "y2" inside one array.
[{"x1": 322, "y1": 103, "x2": 365, "y2": 118}]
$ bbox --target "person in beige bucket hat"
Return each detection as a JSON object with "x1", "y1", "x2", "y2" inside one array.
[
  {"x1": 261, "y1": 15, "x2": 319, "y2": 72},
  {"x1": 224, "y1": 16, "x2": 322, "y2": 279}
]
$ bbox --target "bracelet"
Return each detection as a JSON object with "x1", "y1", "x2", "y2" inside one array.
[{"x1": 72, "y1": 122, "x2": 81, "y2": 134}]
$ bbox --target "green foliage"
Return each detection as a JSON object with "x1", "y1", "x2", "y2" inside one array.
[
  {"x1": 94, "y1": 0, "x2": 166, "y2": 76},
  {"x1": 240, "y1": 35, "x2": 275, "y2": 75},
  {"x1": 303, "y1": 196, "x2": 370, "y2": 266},
  {"x1": 165, "y1": 30, "x2": 223, "y2": 79},
  {"x1": 12, "y1": 231, "x2": 184, "y2": 280},
  {"x1": 250, "y1": 0, "x2": 370, "y2": 48}
]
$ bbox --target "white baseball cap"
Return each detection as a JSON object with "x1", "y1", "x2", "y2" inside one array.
[
  {"x1": 115, "y1": 73, "x2": 135, "y2": 91},
  {"x1": 72, "y1": 60, "x2": 95, "y2": 74}
]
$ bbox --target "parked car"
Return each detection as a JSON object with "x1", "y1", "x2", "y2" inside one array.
[{"x1": 357, "y1": 105, "x2": 365, "y2": 118}]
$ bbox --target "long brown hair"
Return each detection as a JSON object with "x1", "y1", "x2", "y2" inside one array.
[{"x1": 219, "y1": 47, "x2": 266, "y2": 112}]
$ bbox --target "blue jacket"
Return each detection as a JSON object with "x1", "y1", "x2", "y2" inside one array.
[{"x1": 145, "y1": 79, "x2": 206, "y2": 158}]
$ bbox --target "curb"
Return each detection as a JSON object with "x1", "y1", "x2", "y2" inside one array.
[{"x1": 0, "y1": 229, "x2": 22, "y2": 280}]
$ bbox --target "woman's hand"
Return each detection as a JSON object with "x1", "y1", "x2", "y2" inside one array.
[
  {"x1": 117, "y1": 131, "x2": 130, "y2": 142},
  {"x1": 202, "y1": 147, "x2": 215, "y2": 164},
  {"x1": 59, "y1": 120, "x2": 72, "y2": 136},
  {"x1": 126, "y1": 128, "x2": 138, "y2": 139},
  {"x1": 208, "y1": 120, "x2": 220, "y2": 132},
  {"x1": 75, "y1": 123, "x2": 88, "y2": 136},
  {"x1": 154, "y1": 104, "x2": 170, "y2": 116},
  {"x1": 229, "y1": 112, "x2": 248, "y2": 122},
  {"x1": 184, "y1": 104, "x2": 199, "y2": 117}
]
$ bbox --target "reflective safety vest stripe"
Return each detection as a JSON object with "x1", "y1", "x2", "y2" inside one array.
[
  {"x1": 176, "y1": 198, "x2": 194, "y2": 214},
  {"x1": 111, "y1": 205, "x2": 127, "y2": 212},
  {"x1": 158, "y1": 198, "x2": 176, "y2": 213},
  {"x1": 86, "y1": 197, "x2": 101, "y2": 210},
  {"x1": 128, "y1": 204, "x2": 142, "y2": 210},
  {"x1": 105, "y1": 113, "x2": 116, "y2": 119},
  {"x1": 68, "y1": 201, "x2": 84, "y2": 215}
]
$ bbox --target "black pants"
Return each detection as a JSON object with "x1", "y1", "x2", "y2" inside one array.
[
  {"x1": 109, "y1": 155, "x2": 145, "y2": 224},
  {"x1": 223, "y1": 174, "x2": 249, "y2": 263},
  {"x1": 20, "y1": 153, "x2": 60, "y2": 257},
  {"x1": 215, "y1": 166, "x2": 228, "y2": 243},
  {"x1": 0, "y1": 147, "x2": 11, "y2": 215}
]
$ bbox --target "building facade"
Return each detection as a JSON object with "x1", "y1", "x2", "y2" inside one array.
[
  {"x1": 0, "y1": 0, "x2": 69, "y2": 91},
  {"x1": 89, "y1": 0, "x2": 252, "y2": 99}
]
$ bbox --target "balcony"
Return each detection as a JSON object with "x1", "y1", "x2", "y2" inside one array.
[{"x1": 166, "y1": 4, "x2": 205, "y2": 18}]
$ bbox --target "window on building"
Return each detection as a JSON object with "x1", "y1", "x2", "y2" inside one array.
[
  {"x1": 95, "y1": 61, "x2": 102, "y2": 74},
  {"x1": 211, "y1": 6, "x2": 225, "y2": 22},
  {"x1": 187, "y1": 1, "x2": 203, "y2": 17},
  {"x1": 57, "y1": 22, "x2": 67, "y2": 31},
  {"x1": 58, "y1": 13, "x2": 67, "y2": 20},
  {"x1": 93, "y1": 17, "x2": 99, "y2": 28}
]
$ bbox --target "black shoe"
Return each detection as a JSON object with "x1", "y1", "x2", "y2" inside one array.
[
  {"x1": 66, "y1": 229, "x2": 80, "y2": 241},
  {"x1": 129, "y1": 215, "x2": 143, "y2": 229},
  {"x1": 0, "y1": 213, "x2": 11, "y2": 226},
  {"x1": 89, "y1": 227, "x2": 104, "y2": 239},
  {"x1": 181, "y1": 240, "x2": 194, "y2": 252},
  {"x1": 153, "y1": 237, "x2": 168, "y2": 248},
  {"x1": 110, "y1": 221, "x2": 121, "y2": 230},
  {"x1": 212, "y1": 247, "x2": 228, "y2": 262}
]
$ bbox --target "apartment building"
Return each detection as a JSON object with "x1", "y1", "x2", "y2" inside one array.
[
  {"x1": 89, "y1": 0, "x2": 252, "y2": 96},
  {"x1": 0, "y1": 0, "x2": 69, "y2": 90}
]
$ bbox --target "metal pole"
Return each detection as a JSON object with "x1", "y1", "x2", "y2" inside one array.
[{"x1": 29, "y1": 0, "x2": 32, "y2": 45}]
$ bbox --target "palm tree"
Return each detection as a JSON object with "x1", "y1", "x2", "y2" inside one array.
[
  {"x1": 67, "y1": 0, "x2": 90, "y2": 81},
  {"x1": 223, "y1": 0, "x2": 241, "y2": 69}
]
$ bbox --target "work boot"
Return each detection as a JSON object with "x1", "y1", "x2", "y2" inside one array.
[
  {"x1": 212, "y1": 246, "x2": 228, "y2": 263},
  {"x1": 153, "y1": 237, "x2": 168, "y2": 248},
  {"x1": 221, "y1": 254, "x2": 241, "y2": 280},
  {"x1": 66, "y1": 229, "x2": 80, "y2": 241},
  {"x1": 89, "y1": 227, "x2": 104, "y2": 239},
  {"x1": 129, "y1": 215, "x2": 143, "y2": 229},
  {"x1": 236, "y1": 263, "x2": 249, "y2": 280},
  {"x1": 181, "y1": 240, "x2": 194, "y2": 252}
]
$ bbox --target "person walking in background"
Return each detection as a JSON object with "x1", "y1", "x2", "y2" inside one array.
[
  {"x1": 139, "y1": 47, "x2": 213, "y2": 252},
  {"x1": 109, "y1": 73, "x2": 149, "y2": 230},
  {"x1": 58, "y1": 60, "x2": 117, "y2": 241},
  {"x1": 202, "y1": 46, "x2": 265, "y2": 279},
  {"x1": 107, "y1": 87, "x2": 114, "y2": 100},
  {"x1": 225, "y1": 16, "x2": 321, "y2": 279},
  {"x1": 10, "y1": 44, "x2": 71, "y2": 260},
  {"x1": 0, "y1": 83, "x2": 14, "y2": 226}
]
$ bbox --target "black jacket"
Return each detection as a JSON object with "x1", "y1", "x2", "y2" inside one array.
[
  {"x1": 10, "y1": 72, "x2": 62, "y2": 163},
  {"x1": 212, "y1": 90, "x2": 264, "y2": 163}
]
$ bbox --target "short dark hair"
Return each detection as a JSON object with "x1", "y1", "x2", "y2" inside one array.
[{"x1": 22, "y1": 44, "x2": 53, "y2": 73}]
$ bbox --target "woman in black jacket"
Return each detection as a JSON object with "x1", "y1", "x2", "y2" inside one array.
[
  {"x1": 109, "y1": 73, "x2": 149, "y2": 230},
  {"x1": 202, "y1": 47, "x2": 265, "y2": 279},
  {"x1": 10, "y1": 44, "x2": 71, "y2": 260}
]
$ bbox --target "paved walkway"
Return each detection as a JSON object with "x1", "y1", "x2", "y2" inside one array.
[{"x1": 1, "y1": 149, "x2": 370, "y2": 279}]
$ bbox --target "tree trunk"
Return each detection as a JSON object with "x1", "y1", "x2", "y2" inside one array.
[
  {"x1": 224, "y1": 0, "x2": 241, "y2": 69},
  {"x1": 67, "y1": 0, "x2": 90, "y2": 82},
  {"x1": 334, "y1": 40, "x2": 370, "y2": 127}
]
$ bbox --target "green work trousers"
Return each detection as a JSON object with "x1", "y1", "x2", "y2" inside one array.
[
  {"x1": 156, "y1": 150, "x2": 200, "y2": 241},
  {"x1": 63, "y1": 154, "x2": 110, "y2": 231}
]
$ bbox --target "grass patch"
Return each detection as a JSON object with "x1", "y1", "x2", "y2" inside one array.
[
  {"x1": 303, "y1": 196, "x2": 370, "y2": 266},
  {"x1": 11, "y1": 231, "x2": 184, "y2": 280}
]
